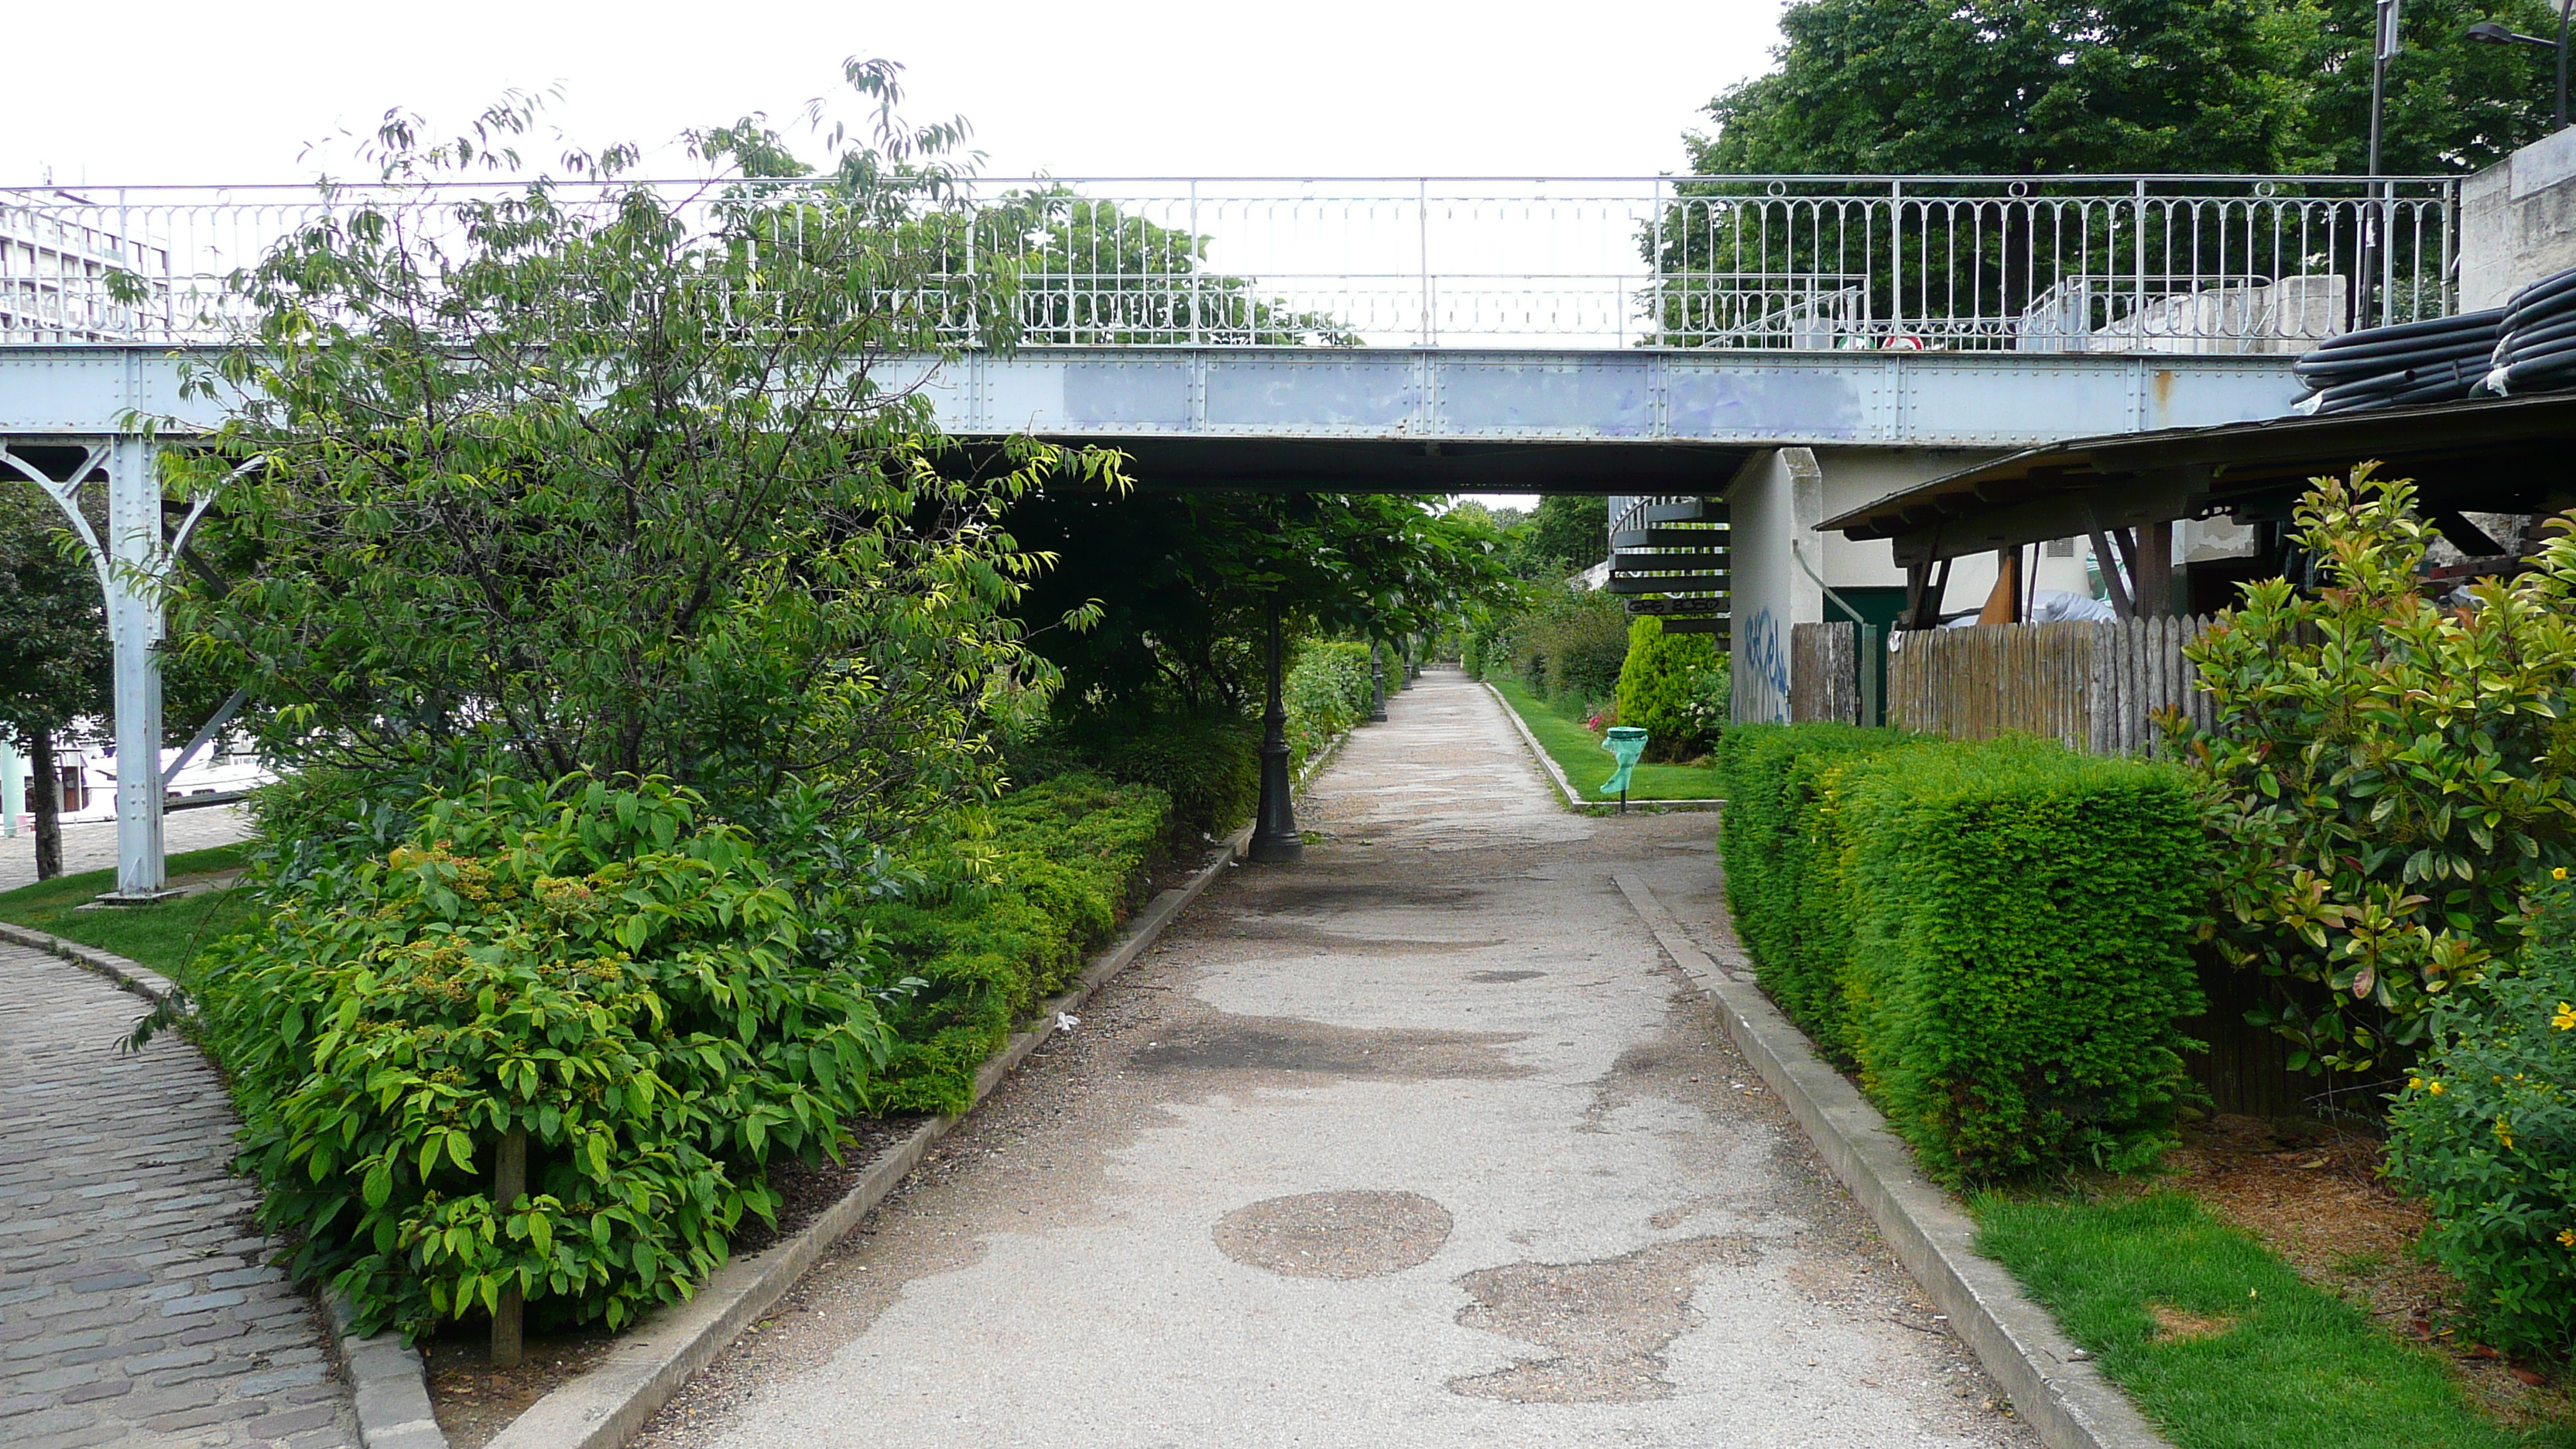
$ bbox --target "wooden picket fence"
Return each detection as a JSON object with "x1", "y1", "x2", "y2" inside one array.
[{"x1": 1883, "y1": 616, "x2": 2216, "y2": 756}]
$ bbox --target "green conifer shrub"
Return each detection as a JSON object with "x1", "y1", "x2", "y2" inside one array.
[{"x1": 1615, "y1": 615, "x2": 1727, "y2": 762}]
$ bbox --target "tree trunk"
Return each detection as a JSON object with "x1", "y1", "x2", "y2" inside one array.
[{"x1": 28, "y1": 731, "x2": 61, "y2": 882}]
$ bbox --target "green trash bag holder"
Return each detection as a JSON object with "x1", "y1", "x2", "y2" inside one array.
[{"x1": 1600, "y1": 726, "x2": 1648, "y2": 813}]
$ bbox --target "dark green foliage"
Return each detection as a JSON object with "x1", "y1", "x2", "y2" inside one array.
[
  {"x1": 190, "y1": 777, "x2": 898, "y2": 1340},
  {"x1": 862, "y1": 772, "x2": 1170, "y2": 1115},
  {"x1": 1502, "y1": 495, "x2": 1609, "y2": 581},
  {"x1": 176, "y1": 78, "x2": 1116, "y2": 842},
  {"x1": 1716, "y1": 725, "x2": 2208, "y2": 1181},
  {"x1": 1052, "y1": 713, "x2": 1259, "y2": 841},
  {"x1": 0, "y1": 486, "x2": 108, "y2": 744},
  {"x1": 1508, "y1": 588, "x2": 1631, "y2": 707},
  {"x1": 1693, "y1": 1, "x2": 2562, "y2": 179},
  {"x1": 2388, "y1": 890, "x2": 2576, "y2": 1360},
  {"x1": 2302, "y1": 1, "x2": 2564, "y2": 176},
  {"x1": 1696, "y1": 0, "x2": 2328, "y2": 176},
  {"x1": 1004, "y1": 487, "x2": 1508, "y2": 720},
  {"x1": 1976, "y1": 1192, "x2": 2559, "y2": 1449},
  {"x1": 1615, "y1": 616, "x2": 1725, "y2": 762}
]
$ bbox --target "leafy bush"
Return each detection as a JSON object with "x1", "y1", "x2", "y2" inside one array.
[
  {"x1": 1683, "y1": 654, "x2": 1732, "y2": 740},
  {"x1": 2181, "y1": 466, "x2": 2576, "y2": 1074},
  {"x1": 1718, "y1": 724, "x2": 2208, "y2": 1181},
  {"x1": 1615, "y1": 616, "x2": 1726, "y2": 762},
  {"x1": 192, "y1": 776, "x2": 897, "y2": 1340},
  {"x1": 1510, "y1": 587, "x2": 1630, "y2": 704},
  {"x1": 1282, "y1": 639, "x2": 1377, "y2": 770},
  {"x1": 862, "y1": 772, "x2": 1172, "y2": 1114},
  {"x1": 1051, "y1": 712, "x2": 1259, "y2": 840},
  {"x1": 2387, "y1": 888, "x2": 2576, "y2": 1359}
]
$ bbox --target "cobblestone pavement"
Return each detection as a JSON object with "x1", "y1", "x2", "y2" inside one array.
[
  {"x1": 0, "y1": 941, "x2": 356, "y2": 1447},
  {"x1": 0, "y1": 806, "x2": 256, "y2": 894}
]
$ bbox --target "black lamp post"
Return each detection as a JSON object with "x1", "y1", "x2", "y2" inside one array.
[
  {"x1": 2465, "y1": 1, "x2": 2574, "y2": 132},
  {"x1": 1247, "y1": 600, "x2": 1302, "y2": 864}
]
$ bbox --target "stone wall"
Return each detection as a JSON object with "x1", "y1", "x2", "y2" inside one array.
[{"x1": 2462, "y1": 128, "x2": 2576, "y2": 312}]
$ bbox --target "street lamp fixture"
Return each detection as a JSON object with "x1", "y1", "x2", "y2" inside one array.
[{"x1": 2464, "y1": 2, "x2": 2574, "y2": 131}]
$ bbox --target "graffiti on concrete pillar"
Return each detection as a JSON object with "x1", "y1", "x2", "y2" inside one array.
[{"x1": 1738, "y1": 607, "x2": 1791, "y2": 724}]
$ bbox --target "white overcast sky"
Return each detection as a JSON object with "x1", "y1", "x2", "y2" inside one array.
[{"x1": 5, "y1": 0, "x2": 1790, "y2": 187}]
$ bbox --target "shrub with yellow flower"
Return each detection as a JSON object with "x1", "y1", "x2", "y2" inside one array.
[{"x1": 2389, "y1": 896, "x2": 2576, "y2": 1359}]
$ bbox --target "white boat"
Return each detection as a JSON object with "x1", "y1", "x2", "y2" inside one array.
[{"x1": 11, "y1": 728, "x2": 274, "y2": 830}]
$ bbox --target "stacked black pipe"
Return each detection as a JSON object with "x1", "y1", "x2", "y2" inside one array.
[
  {"x1": 2485, "y1": 266, "x2": 2576, "y2": 396},
  {"x1": 2292, "y1": 308, "x2": 2502, "y2": 414}
]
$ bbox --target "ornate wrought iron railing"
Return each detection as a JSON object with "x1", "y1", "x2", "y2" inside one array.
[{"x1": 0, "y1": 175, "x2": 2459, "y2": 351}]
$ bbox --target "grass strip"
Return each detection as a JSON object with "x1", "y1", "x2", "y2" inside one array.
[
  {"x1": 1486, "y1": 676, "x2": 1722, "y2": 802},
  {"x1": 1975, "y1": 1190, "x2": 2571, "y2": 1449},
  {"x1": 0, "y1": 844, "x2": 268, "y2": 976}
]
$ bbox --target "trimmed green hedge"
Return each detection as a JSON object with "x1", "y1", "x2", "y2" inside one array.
[
  {"x1": 1716, "y1": 724, "x2": 2208, "y2": 1182},
  {"x1": 864, "y1": 772, "x2": 1172, "y2": 1115},
  {"x1": 1712, "y1": 722, "x2": 1896, "y2": 1053}
]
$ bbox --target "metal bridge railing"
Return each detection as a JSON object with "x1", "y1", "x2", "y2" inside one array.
[{"x1": 0, "y1": 176, "x2": 2459, "y2": 352}]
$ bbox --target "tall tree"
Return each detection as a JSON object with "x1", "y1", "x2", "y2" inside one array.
[
  {"x1": 174, "y1": 67, "x2": 1122, "y2": 842},
  {"x1": 0, "y1": 487, "x2": 111, "y2": 879},
  {"x1": 1694, "y1": 0, "x2": 2328, "y2": 176},
  {"x1": 2305, "y1": 0, "x2": 2562, "y2": 173},
  {"x1": 1693, "y1": 0, "x2": 2559, "y2": 177},
  {"x1": 1505, "y1": 496, "x2": 1609, "y2": 581},
  {"x1": 1003, "y1": 488, "x2": 1510, "y2": 718}
]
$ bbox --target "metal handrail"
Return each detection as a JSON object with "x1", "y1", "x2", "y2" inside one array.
[{"x1": 0, "y1": 174, "x2": 2463, "y2": 351}]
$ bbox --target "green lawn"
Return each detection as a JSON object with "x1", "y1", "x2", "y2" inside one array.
[
  {"x1": 1486, "y1": 677, "x2": 1723, "y2": 803},
  {"x1": 0, "y1": 844, "x2": 269, "y2": 977},
  {"x1": 1975, "y1": 1190, "x2": 2571, "y2": 1449}
]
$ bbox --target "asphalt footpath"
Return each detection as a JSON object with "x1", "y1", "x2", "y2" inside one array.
[{"x1": 632, "y1": 670, "x2": 2040, "y2": 1449}]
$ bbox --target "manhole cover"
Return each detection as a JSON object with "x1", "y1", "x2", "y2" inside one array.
[{"x1": 1214, "y1": 1190, "x2": 1454, "y2": 1279}]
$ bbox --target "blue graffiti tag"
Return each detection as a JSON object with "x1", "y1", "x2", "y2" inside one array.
[{"x1": 1738, "y1": 608, "x2": 1792, "y2": 724}]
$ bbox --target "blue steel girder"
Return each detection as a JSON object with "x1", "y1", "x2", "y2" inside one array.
[
  {"x1": 893, "y1": 348, "x2": 2303, "y2": 447},
  {"x1": 0, "y1": 344, "x2": 2303, "y2": 448}
]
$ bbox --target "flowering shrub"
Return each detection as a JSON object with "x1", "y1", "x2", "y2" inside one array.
[
  {"x1": 2180, "y1": 466, "x2": 2576, "y2": 1074},
  {"x1": 1680, "y1": 655, "x2": 1732, "y2": 742},
  {"x1": 2388, "y1": 880, "x2": 2576, "y2": 1359}
]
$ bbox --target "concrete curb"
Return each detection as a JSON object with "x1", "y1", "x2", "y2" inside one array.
[
  {"x1": 1479, "y1": 680, "x2": 1725, "y2": 814},
  {"x1": 1609, "y1": 872, "x2": 2174, "y2": 1449},
  {"x1": 484, "y1": 824, "x2": 1255, "y2": 1449},
  {"x1": 330, "y1": 1296, "x2": 450, "y2": 1449},
  {"x1": 0, "y1": 920, "x2": 183, "y2": 1002},
  {"x1": 0, "y1": 921, "x2": 450, "y2": 1449}
]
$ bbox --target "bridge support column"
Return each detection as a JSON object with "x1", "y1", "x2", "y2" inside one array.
[
  {"x1": 103, "y1": 437, "x2": 171, "y2": 901},
  {"x1": 1, "y1": 435, "x2": 235, "y2": 902},
  {"x1": 1248, "y1": 602, "x2": 1301, "y2": 865}
]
